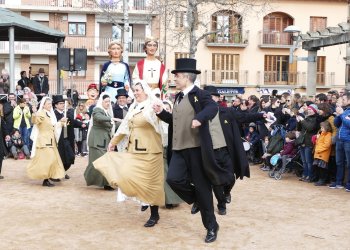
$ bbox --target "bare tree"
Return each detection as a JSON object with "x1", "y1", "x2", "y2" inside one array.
[
  {"x1": 93, "y1": 0, "x2": 271, "y2": 59},
  {"x1": 150, "y1": 0, "x2": 271, "y2": 58}
]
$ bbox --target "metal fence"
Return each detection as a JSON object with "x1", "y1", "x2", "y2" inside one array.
[
  {"x1": 1, "y1": 0, "x2": 150, "y2": 11},
  {"x1": 0, "y1": 37, "x2": 145, "y2": 54},
  {"x1": 260, "y1": 31, "x2": 292, "y2": 46},
  {"x1": 263, "y1": 71, "x2": 335, "y2": 86}
]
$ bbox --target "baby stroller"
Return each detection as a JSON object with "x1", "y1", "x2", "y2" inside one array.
[
  {"x1": 269, "y1": 147, "x2": 303, "y2": 180},
  {"x1": 262, "y1": 125, "x2": 285, "y2": 171}
]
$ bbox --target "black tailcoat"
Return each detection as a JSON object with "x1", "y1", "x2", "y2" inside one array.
[
  {"x1": 158, "y1": 86, "x2": 229, "y2": 186},
  {"x1": 218, "y1": 107, "x2": 265, "y2": 180},
  {"x1": 54, "y1": 109, "x2": 82, "y2": 170}
]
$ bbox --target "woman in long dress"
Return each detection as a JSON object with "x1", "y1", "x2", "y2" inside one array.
[
  {"x1": 100, "y1": 41, "x2": 132, "y2": 103},
  {"x1": 84, "y1": 93, "x2": 116, "y2": 190},
  {"x1": 94, "y1": 80, "x2": 165, "y2": 227},
  {"x1": 27, "y1": 97, "x2": 65, "y2": 187}
]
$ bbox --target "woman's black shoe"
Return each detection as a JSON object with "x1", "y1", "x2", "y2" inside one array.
[
  {"x1": 141, "y1": 205, "x2": 149, "y2": 211},
  {"x1": 103, "y1": 185, "x2": 115, "y2": 191},
  {"x1": 49, "y1": 178, "x2": 61, "y2": 182},
  {"x1": 42, "y1": 179, "x2": 54, "y2": 187},
  {"x1": 144, "y1": 216, "x2": 159, "y2": 227}
]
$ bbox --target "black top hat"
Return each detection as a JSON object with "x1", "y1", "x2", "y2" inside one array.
[
  {"x1": 52, "y1": 95, "x2": 65, "y2": 105},
  {"x1": 171, "y1": 58, "x2": 201, "y2": 75},
  {"x1": 203, "y1": 85, "x2": 220, "y2": 97},
  {"x1": 115, "y1": 88, "x2": 129, "y2": 99}
]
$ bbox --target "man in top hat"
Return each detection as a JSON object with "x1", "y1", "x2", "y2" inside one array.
[
  {"x1": 52, "y1": 95, "x2": 84, "y2": 180},
  {"x1": 132, "y1": 37, "x2": 168, "y2": 96},
  {"x1": 33, "y1": 68, "x2": 49, "y2": 101},
  {"x1": 153, "y1": 58, "x2": 220, "y2": 243},
  {"x1": 113, "y1": 88, "x2": 129, "y2": 131}
]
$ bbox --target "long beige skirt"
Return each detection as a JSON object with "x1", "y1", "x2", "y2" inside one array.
[
  {"x1": 93, "y1": 151, "x2": 165, "y2": 206},
  {"x1": 27, "y1": 147, "x2": 65, "y2": 180}
]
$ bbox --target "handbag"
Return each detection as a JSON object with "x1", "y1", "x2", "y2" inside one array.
[{"x1": 295, "y1": 131, "x2": 306, "y2": 146}]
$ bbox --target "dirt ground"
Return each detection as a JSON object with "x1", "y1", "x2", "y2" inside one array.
[{"x1": 0, "y1": 156, "x2": 349, "y2": 250}]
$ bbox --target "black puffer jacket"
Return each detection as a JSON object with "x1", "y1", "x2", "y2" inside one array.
[{"x1": 296, "y1": 114, "x2": 319, "y2": 147}]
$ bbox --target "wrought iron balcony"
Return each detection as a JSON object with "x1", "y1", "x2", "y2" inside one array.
[
  {"x1": 0, "y1": 37, "x2": 145, "y2": 55},
  {"x1": 259, "y1": 31, "x2": 293, "y2": 48},
  {"x1": 0, "y1": 0, "x2": 150, "y2": 12},
  {"x1": 206, "y1": 31, "x2": 249, "y2": 47}
]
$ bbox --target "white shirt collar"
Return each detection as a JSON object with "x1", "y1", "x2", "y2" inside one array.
[
  {"x1": 56, "y1": 109, "x2": 64, "y2": 114},
  {"x1": 182, "y1": 84, "x2": 195, "y2": 96}
]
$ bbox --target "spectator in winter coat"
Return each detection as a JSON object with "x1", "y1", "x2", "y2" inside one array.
[
  {"x1": 9, "y1": 129, "x2": 30, "y2": 160},
  {"x1": 330, "y1": 91, "x2": 350, "y2": 191},
  {"x1": 313, "y1": 121, "x2": 332, "y2": 186},
  {"x1": 245, "y1": 123, "x2": 260, "y2": 164},
  {"x1": 297, "y1": 104, "x2": 320, "y2": 182}
]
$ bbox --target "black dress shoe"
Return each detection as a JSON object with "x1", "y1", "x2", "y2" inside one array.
[
  {"x1": 49, "y1": 178, "x2": 61, "y2": 182},
  {"x1": 141, "y1": 205, "x2": 149, "y2": 211},
  {"x1": 0, "y1": 176, "x2": 4, "y2": 180},
  {"x1": 218, "y1": 208, "x2": 226, "y2": 215},
  {"x1": 42, "y1": 179, "x2": 54, "y2": 187},
  {"x1": 191, "y1": 203, "x2": 200, "y2": 214},
  {"x1": 144, "y1": 216, "x2": 159, "y2": 227},
  {"x1": 205, "y1": 225, "x2": 219, "y2": 243},
  {"x1": 225, "y1": 193, "x2": 231, "y2": 204},
  {"x1": 103, "y1": 185, "x2": 115, "y2": 191},
  {"x1": 65, "y1": 174, "x2": 70, "y2": 179}
]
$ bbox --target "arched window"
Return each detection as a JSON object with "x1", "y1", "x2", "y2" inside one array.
[
  {"x1": 210, "y1": 10, "x2": 242, "y2": 43},
  {"x1": 263, "y1": 12, "x2": 294, "y2": 45}
]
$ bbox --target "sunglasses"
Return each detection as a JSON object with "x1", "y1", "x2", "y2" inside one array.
[{"x1": 286, "y1": 100, "x2": 291, "y2": 102}]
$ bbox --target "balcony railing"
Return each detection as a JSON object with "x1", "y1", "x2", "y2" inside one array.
[
  {"x1": 0, "y1": 37, "x2": 145, "y2": 54},
  {"x1": 259, "y1": 31, "x2": 293, "y2": 48},
  {"x1": 263, "y1": 71, "x2": 335, "y2": 86},
  {"x1": 201, "y1": 70, "x2": 248, "y2": 85},
  {"x1": 1, "y1": 0, "x2": 150, "y2": 11},
  {"x1": 206, "y1": 31, "x2": 249, "y2": 47},
  {"x1": 0, "y1": 0, "x2": 149, "y2": 12}
]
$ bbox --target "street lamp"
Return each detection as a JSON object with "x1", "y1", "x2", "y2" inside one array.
[{"x1": 284, "y1": 25, "x2": 317, "y2": 64}]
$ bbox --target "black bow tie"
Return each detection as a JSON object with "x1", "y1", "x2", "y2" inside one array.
[{"x1": 123, "y1": 106, "x2": 128, "y2": 111}]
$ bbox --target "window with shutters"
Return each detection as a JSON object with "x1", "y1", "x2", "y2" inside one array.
[
  {"x1": 310, "y1": 17, "x2": 327, "y2": 32},
  {"x1": 210, "y1": 11, "x2": 242, "y2": 43},
  {"x1": 317, "y1": 56, "x2": 326, "y2": 85},
  {"x1": 175, "y1": 11, "x2": 186, "y2": 28},
  {"x1": 174, "y1": 52, "x2": 189, "y2": 62},
  {"x1": 264, "y1": 55, "x2": 296, "y2": 85},
  {"x1": 211, "y1": 53, "x2": 239, "y2": 84},
  {"x1": 262, "y1": 12, "x2": 293, "y2": 45}
]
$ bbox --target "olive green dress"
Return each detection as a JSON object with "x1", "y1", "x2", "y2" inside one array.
[{"x1": 84, "y1": 107, "x2": 112, "y2": 187}]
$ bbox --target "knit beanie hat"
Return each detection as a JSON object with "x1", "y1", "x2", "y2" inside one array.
[{"x1": 308, "y1": 104, "x2": 319, "y2": 114}]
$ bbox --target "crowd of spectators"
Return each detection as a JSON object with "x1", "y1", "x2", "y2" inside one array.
[{"x1": 228, "y1": 88, "x2": 350, "y2": 192}]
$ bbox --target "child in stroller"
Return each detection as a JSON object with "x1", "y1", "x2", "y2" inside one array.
[
  {"x1": 268, "y1": 132, "x2": 297, "y2": 179},
  {"x1": 260, "y1": 125, "x2": 285, "y2": 171}
]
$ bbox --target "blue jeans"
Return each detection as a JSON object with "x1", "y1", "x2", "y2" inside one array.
[
  {"x1": 335, "y1": 140, "x2": 350, "y2": 186},
  {"x1": 300, "y1": 146, "x2": 313, "y2": 178},
  {"x1": 19, "y1": 126, "x2": 29, "y2": 147}
]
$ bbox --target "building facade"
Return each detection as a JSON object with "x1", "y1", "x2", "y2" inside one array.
[
  {"x1": 161, "y1": 0, "x2": 348, "y2": 98},
  {"x1": 1, "y1": 0, "x2": 348, "y2": 98},
  {"x1": 0, "y1": 0, "x2": 157, "y2": 95}
]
